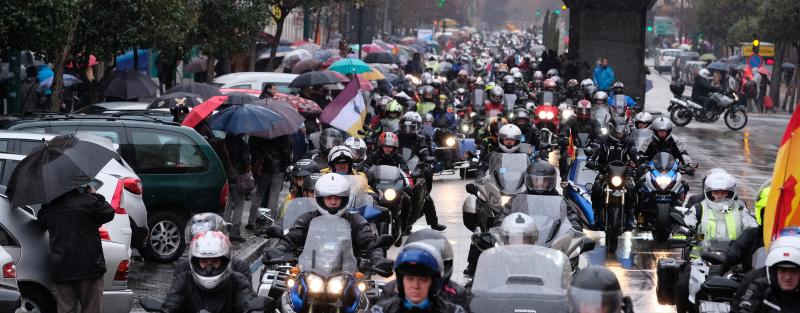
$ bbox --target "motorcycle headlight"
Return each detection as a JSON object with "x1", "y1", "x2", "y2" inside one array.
[
  {"x1": 655, "y1": 175, "x2": 672, "y2": 189},
  {"x1": 562, "y1": 109, "x2": 574, "y2": 120},
  {"x1": 546, "y1": 111, "x2": 555, "y2": 120},
  {"x1": 384, "y1": 188, "x2": 397, "y2": 201},
  {"x1": 611, "y1": 176, "x2": 623, "y2": 187},
  {"x1": 446, "y1": 137, "x2": 456, "y2": 147},
  {"x1": 501, "y1": 195, "x2": 511, "y2": 206},
  {"x1": 287, "y1": 277, "x2": 296, "y2": 288},
  {"x1": 461, "y1": 124, "x2": 470, "y2": 132},
  {"x1": 327, "y1": 276, "x2": 345, "y2": 294},
  {"x1": 601, "y1": 127, "x2": 608, "y2": 135},
  {"x1": 470, "y1": 112, "x2": 477, "y2": 118},
  {"x1": 357, "y1": 282, "x2": 367, "y2": 292},
  {"x1": 306, "y1": 274, "x2": 324, "y2": 293},
  {"x1": 538, "y1": 111, "x2": 547, "y2": 119}
]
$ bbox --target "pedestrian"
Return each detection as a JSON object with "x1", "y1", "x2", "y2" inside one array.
[
  {"x1": 20, "y1": 66, "x2": 41, "y2": 113},
  {"x1": 593, "y1": 57, "x2": 616, "y2": 92},
  {"x1": 247, "y1": 134, "x2": 291, "y2": 231},
  {"x1": 406, "y1": 53, "x2": 423, "y2": 76},
  {"x1": 221, "y1": 132, "x2": 252, "y2": 243},
  {"x1": 259, "y1": 82, "x2": 277, "y2": 100},
  {"x1": 37, "y1": 185, "x2": 115, "y2": 313},
  {"x1": 757, "y1": 68, "x2": 771, "y2": 113}
]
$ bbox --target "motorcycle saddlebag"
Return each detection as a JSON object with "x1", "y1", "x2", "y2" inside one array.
[
  {"x1": 670, "y1": 81, "x2": 686, "y2": 96},
  {"x1": 701, "y1": 277, "x2": 739, "y2": 297},
  {"x1": 656, "y1": 257, "x2": 683, "y2": 305}
]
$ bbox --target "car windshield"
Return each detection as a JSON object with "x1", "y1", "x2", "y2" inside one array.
[{"x1": 298, "y1": 215, "x2": 357, "y2": 277}]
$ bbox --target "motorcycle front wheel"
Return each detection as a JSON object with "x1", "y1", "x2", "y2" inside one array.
[
  {"x1": 670, "y1": 107, "x2": 693, "y2": 127},
  {"x1": 605, "y1": 205, "x2": 622, "y2": 254},
  {"x1": 724, "y1": 108, "x2": 748, "y2": 131}
]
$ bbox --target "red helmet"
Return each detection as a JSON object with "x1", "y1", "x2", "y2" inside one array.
[
  {"x1": 576, "y1": 100, "x2": 591, "y2": 120},
  {"x1": 378, "y1": 132, "x2": 400, "y2": 148},
  {"x1": 543, "y1": 79, "x2": 556, "y2": 91}
]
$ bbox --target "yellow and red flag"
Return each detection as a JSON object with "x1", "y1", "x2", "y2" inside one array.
[{"x1": 764, "y1": 109, "x2": 800, "y2": 248}]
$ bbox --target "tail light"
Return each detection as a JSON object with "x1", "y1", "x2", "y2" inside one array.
[
  {"x1": 220, "y1": 182, "x2": 230, "y2": 210},
  {"x1": 110, "y1": 180, "x2": 126, "y2": 214},
  {"x1": 113, "y1": 260, "x2": 129, "y2": 281},
  {"x1": 3, "y1": 262, "x2": 15, "y2": 278},
  {"x1": 99, "y1": 226, "x2": 111, "y2": 241},
  {"x1": 122, "y1": 177, "x2": 142, "y2": 195}
]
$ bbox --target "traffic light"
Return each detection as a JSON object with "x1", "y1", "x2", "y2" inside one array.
[
  {"x1": 554, "y1": 9, "x2": 560, "y2": 15},
  {"x1": 536, "y1": 9, "x2": 541, "y2": 16},
  {"x1": 753, "y1": 39, "x2": 760, "y2": 54},
  {"x1": 647, "y1": 25, "x2": 653, "y2": 32},
  {"x1": 561, "y1": 4, "x2": 567, "y2": 10},
  {"x1": 437, "y1": 0, "x2": 445, "y2": 8}
]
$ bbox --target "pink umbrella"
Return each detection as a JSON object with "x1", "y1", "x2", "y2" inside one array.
[{"x1": 361, "y1": 44, "x2": 384, "y2": 54}]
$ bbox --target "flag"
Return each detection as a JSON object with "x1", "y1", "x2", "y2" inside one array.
[
  {"x1": 764, "y1": 109, "x2": 800, "y2": 248},
  {"x1": 319, "y1": 75, "x2": 367, "y2": 137}
]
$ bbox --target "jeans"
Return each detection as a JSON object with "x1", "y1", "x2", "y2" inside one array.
[
  {"x1": 54, "y1": 277, "x2": 104, "y2": 313},
  {"x1": 222, "y1": 183, "x2": 245, "y2": 237},
  {"x1": 248, "y1": 172, "x2": 285, "y2": 225}
]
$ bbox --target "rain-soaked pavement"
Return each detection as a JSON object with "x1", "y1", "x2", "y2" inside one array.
[{"x1": 129, "y1": 66, "x2": 791, "y2": 312}]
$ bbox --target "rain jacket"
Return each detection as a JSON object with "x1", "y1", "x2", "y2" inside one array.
[
  {"x1": 379, "y1": 280, "x2": 470, "y2": 311},
  {"x1": 162, "y1": 270, "x2": 260, "y2": 313},
  {"x1": 417, "y1": 101, "x2": 437, "y2": 116},
  {"x1": 276, "y1": 210, "x2": 384, "y2": 262},
  {"x1": 608, "y1": 92, "x2": 637, "y2": 109},
  {"x1": 738, "y1": 276, "x2": 800, "y2": 313},
  {"x1": 592, "y1": 65, "x2": 615, "y2": 91}
]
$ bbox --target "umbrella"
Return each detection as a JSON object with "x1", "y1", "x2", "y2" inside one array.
[
  {"x1": 361, "y1": 68, "x2": 386, "y2": 81},
  {"x1": 208, "y1": 104, "x2": 282, "y2": 134},
  {"x1": 329, "y1": 58, "x2": 373, "y2": 74},
  {"x1": 707, "y1": 62, "x2": 729, "y2": 72},
  {"x1": 102, "y1": 71, "x2": 158, "y2": 100},
  {"x1": 289, "y1": 71, "x2": 344, "y2": 88},
  {"x1": 38, "y1": 74, "x2": 82, "y2": 91},
  {"x1": 184, "y1": 57, "x2": 209, "y2": 73},
  {"x1": 251, "y1": 100, "x2": 305, "y2": 138},
  {"x1": 363, "y1": 52, "x2": 399, "y2": 64},
  {"x1": 291, "y1": 59, "x2": 321, "y2": 74},
  {"x1": 6, "y1": 135, "x2": 119, "y2": 208},
  {"x1": 320, "y1": 56, "x2": 342, "y2": 69},
  {"x1": 223, "y1": 92, "x2": 259, "y2": 106},
  {"x1": 149, "y1": 92, "x2": 205, "y2": 109},
  {"x1": 354, "y1": 75, "x2": 375, "y2": 91},
  {"x1": 699, "y1": 53, "x2": 717, "y2": 61},
  {"x1": 165, "y1": 83, "x2": 222, "y2": 99},
  {"x1": 322, "y1": 70, "x2": 350, "y2": 83},
  {"x1": 312, "y1": 49, "x2": 334, "y2": 62},
  {"x1": 271, "y1": 93, "x2": 322, "y2": 114},
  {"x1": 758, "y1": 67, "x2": 770, "y2": 76},
  {"x1": 361, "y1": 44, "x2": 384, "y2": 54},
  {"x1": 182, "y1": 96, "x2": 229, "y2": 128},
  {"x1": 282, "y1": 49, "x2": 314, "y2": 69},
  {"x1": 782, "y1": 63, "x2": 796, "y2": 70}
]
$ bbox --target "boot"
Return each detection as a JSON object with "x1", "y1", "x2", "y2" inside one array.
[
  {"x1": 423, "y1": 197, "x2": 446, "y2": 231},
  {"x1": 230, "y1": 224, "x2": 246, "y2": 243}
]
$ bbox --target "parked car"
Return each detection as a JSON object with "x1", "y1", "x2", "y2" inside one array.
[
  {"x1": 74, "y1": 102, "x2": 149, "y2": 114},
  {"x1": 212, "y1": 72, "x2": 297, "y2": 93},
  {"x1": 672, "y1": 51, "x2": 700, "y2": 82},
  {"x1": 5, "y1": 115, "x2": 229, "y2": 262},
  {"x1": 655, "y1": 49, "x2": 681, "y2": 74},
  {"x1": 0, "y1": 246, "x2": 20, "y2": 313},
  {"x1": 0, "y1": 194, "x2": 133, "y2": 313}
]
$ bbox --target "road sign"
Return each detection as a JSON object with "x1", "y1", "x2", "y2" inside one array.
[
  {"x1": 749, "y1": 55, "x2": 763, "y2": 68},
  {"x1": 654, "y1": 16, "x2": 676, "y2": 36}
]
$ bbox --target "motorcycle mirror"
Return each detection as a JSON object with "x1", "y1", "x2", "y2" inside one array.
[
  {"x1": 584, "y1": 182, "x2": 593, "y2": 191},
  {"x1": 139, "y1": 297, "x2": 164, "y2": 312},
  {"x1": 581, "y1": 238, "x2": 596, "y2": 252},
  {"x1": 700, "y1": 251, "x2": 727, "y2": 265},
  {"x1": 670, "y1": 212, "x2": 689, "y2": 229},
  {"x1": 465, "y1": 183, "x2": 478, "y2": 195}
]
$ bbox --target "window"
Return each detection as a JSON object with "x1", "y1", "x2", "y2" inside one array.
[
  {"x1": 48, "y1": 127, "x2": 122, "y2": 144},
  {"x1": 129, "y1": 129, "x2": 208, "y2": 173},
  {"x1": 1, "y1": 160, "x2": 16, "y2": 186},
  {"x1": 0, "y1": 140, "x2": 9, "y2": 153},
  {"x1": 0, "y1": 225, "x2": 18, "y2": 247},
  {"x1": 19, "y1": 140, "x2": 44, "y2": 155}
]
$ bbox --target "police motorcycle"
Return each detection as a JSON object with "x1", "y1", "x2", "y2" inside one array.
[
  {"x1": 667, "y1": 81, "x2": 748, "y2": 131},
  {"x1": 563, "y1": 132, "x2": 600, "y2": 229},
  {"x1": 462, "y1": 152, "x2": 529, "y2": 232},
  {"x1": 637, "y1": 152, "x2": 693, "y2": 241},
  {"x1": 656, "y1": 213, "x2": 763, "y2": 313}
]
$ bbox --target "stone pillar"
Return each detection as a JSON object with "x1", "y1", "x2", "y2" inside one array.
[{"x1": 564, "y1": 0, "x2": 656, "y2": 106}]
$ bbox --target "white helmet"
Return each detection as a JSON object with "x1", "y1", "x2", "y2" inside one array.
[
  {"x1": 328, "y1": 145, "x2": 354, "y2": 175},
  {"x1": 500, "y1": 213, "x2": 538, "y2": 245},
  {"x1": 315, "y1": 173, "x2": 352, "y2": 216},
  {"x1": 703, "y1": 172, "x2": 737, "y2": 211},
  {"x1": 698, "y1": 68, "x2": 712, "y2": 80},
  {"x1": 510, "y1": 67, "x2": 520, "y2": 75},
  {"x1": 403, "y1": 111, "x2": 422, "y2": 123},
  {"x1": 766, "y1": 234, "x2": 800, "y2": 287},
  {"x1": 185, "y1": 213, "x2": 229, "y2": 243},
  {"x1": 344, "y1": 137, "x2": 367, "y2": 162},
  {"x1": 580, "y1": 78, "x2": 595, "y2": 89},
  {"x1": 633, "y1": 112, "x2": 654, "y2": 126},
  {"x1": 189, "y1": 231, "x2": 232, "y2": 291},
  {"x1": 651, "y1": 116, "x2": 673, "y2": 142},
  {"x1": 498, "y1": 124, "x2": 523, "y2": 152}
]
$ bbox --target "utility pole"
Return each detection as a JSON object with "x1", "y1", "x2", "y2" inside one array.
[
  {"x1": 356, "y1": 2, "x2": 363, "y2": 59},
  {"x1": 303, "y1": 4, "x2": 312, "y2": 41},
  {"x1": 679, "y1": 0, "x2": 685, "y2": 42}
]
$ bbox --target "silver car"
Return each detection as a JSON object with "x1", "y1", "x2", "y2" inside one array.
[
  {"x1": 212, "y1": 72, "x2": 297, "y2": 93},
  {"x1": 0, "y1": 246, "x2": 21, "y2": 312},
  {"x1": 655, "y1": 49, "x2": 681, "y2": 74}
]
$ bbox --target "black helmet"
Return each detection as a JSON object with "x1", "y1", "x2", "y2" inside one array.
[
  {"x1": 319, "y1": 128, "x2": 344, "y2": 154},
  {"x1": 421, "y1": 85, "x2": 435, "y2": 101},
  {"x1": 300, "y1": 173, "x2": 322, "y2": 195},
  {"x1": 406, "y1": 229, "x2": 455, "y2": 281},
  {"x1": 568, "y1": 266, "x2": 624, "y2": 313},
  {"x1": 513, "y1": 108, "x2": 530, "y2": 126},
  {"x1": 289, "y1": 159, "x2": 321, "y2": 188},
  {"x1": 525, "y1": 160, "x2": 557, "y2": 193}
]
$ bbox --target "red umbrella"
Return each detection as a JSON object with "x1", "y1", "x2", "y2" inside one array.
[
  {"x1": 181, "y1": 96, "x2": 229, "y2": 128},
  {"x1": 320, "y1": 56, "x2": 342, "y2": 69},
  {"x1": 322, "y1": 70, "x2": 350, "y2": 82},
  {"x1": 355, "y1": 74, "x2": 374, "y2": 91},
  {"x1": 272, "y1": 93, "x2": 322, "y2": 114}
]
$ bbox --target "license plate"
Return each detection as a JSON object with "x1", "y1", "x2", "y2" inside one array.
[
  {"x1": 699, "y1": 301, "x2": 730, "y2": 313},
  {"x1": 656, "y1": 195, "x2": 672, "y2": 202}
]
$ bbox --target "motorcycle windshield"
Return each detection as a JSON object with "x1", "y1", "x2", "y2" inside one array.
[
  {"x1": 369, "y1": 165, "x2": 404, "y2": 191},
  {"x1": 607, "y1": 160, "x2": 627, "y2": 177},
  {"x1": 542, "y1": 92, "x2": 555, "y2": 105},
  {"x1": 504, "y1": 94, "x2": 517, "y2": 111},
  {"x1": 402, "y1": 148, "x2": 420, "y2": 171},
  {"x1": 511, "y1": 195, "x2": 566, "y2": 245},
  {"x1": 298, "y1": 215, "x2": 357, "y2": 277},
  {"x1": 629, "y1": 129, "x2": 653, "y2": 153},
  {"x1": 613, "y1": 95, "x2": 628, "y2": 114},
  {"x1": 488, "y1": 153, "x2": 529, "y2": 193},
  {"x1": 650, "y1": 152, "x2": 677, "y2": 173},
  {"x1": 575, "y1": 133, "x2": 591, "y2": 148},
  {"x1": 473, "y1": 89, "x2": 485, "y2": 109},
  {"x1": 281, "y1": 198, "x2": 318, "y2": 232},
  {"x1": 592, "y1": 105, "x2": 611, "y2": 125}
]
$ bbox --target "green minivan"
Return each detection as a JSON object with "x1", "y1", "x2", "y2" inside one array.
[{"x1": 7, "y1": 115, "x2": 229, "y2": 262}]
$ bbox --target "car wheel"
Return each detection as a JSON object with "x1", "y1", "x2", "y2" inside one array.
[
  {"x1": 141, "y1": 211, "x2": 186, "y2": 262},
  {"x1": 19, "y1": 285, "x2": 55, "y2": 313}
]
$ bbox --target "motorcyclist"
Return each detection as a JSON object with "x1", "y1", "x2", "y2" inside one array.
[
  {"x1": 683, "y1": 168, "x2": 730, "y2": 209},
  {"x1": 365, "y1": 132, "x2": 409, "y2": 172},
  {"x1": 632, "y1": 112, "x2": 653, "y2": 129},
  {"x1": 607, "y1": 81, "x2": 637, "y2": 111},
  {"x1": 286, "y1": 159, "x2": 321, "y2": 200},
  {"x1": 511, "y1": 108, "x2": 541, "y2": 148},
  {"x1": 370, "y1": 96, "x2": 394, "y2": 129},
  {"x1": 640, "y1": 117, "x2": 694, "y2": 171},
  {"x1": 531, "y1": 70, "x2": 544, "y2": 91},
  {"x1": 321, "y1": 145, "x2": 374, "y2": 195},
  {"x1": 431, "y1": 99, "x2": 457, "y2": 131},
  {"x1": 162, "y1": 231, "x2": 264, "y2": 313},
  {"x1": 476, "y1": 117, "x2": 504, "y2": 176},
  {"x1": 497, "y1": 124, "x2": 528, "y2": 154},
  {"x1": 564, "y1": 79, "x2": 584, "y2": 104},
  {"x1": 738, "y1": 233, "x2": 800, "y2": 313},
  {"x1": 447, "y1": 70, "x2": 469, "y2": 92},
  {"x1": 568, "y1": 266, "x2": 634, "y2": 313},
  {"x1": 311, "y1": 128, "x2": 344, "y2": 169},
  {"x1": 417, "y1": 85, "x2": 437, "y2": 116},
  {"x1": 672, "y1": 172, "x2": 758, "y2": 313},
  {"x1": 593, "y1": 91, "x2": 609, "y2": 107},
  {"x1": 174, "y1": 214, "x2": 251, "y2": 282},
  {"x1": 484, "y1": 85, "x2": 506, "y2": 117},
  {"x1": 691, "y1": 68, "x2": 721, "y2": 116},
  {"x1": 502, "y1": 75, "x2": 516, "y2": 95},
  {"x1": 344, "y1": 137, "x2": 368, "y2": 171},
  {"x1": 587, "y1": 116, "x2": 637, "y2": 230},
  {"x1": 379, "y1": 230, "x2": 470, "y2": 309},
  {"x1": 559, "y1": 100, "x2": 601, "y2": 182},
  {"x1": 371, "y1": 242, "x2": 465, "y2": 313},
  {"x1": 381, "y1": 100, "x2": 405, "y2": 133}
]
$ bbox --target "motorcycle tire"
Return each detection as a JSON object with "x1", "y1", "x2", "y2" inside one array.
[
  {"x1": 655, "y1": 202, "x2": 671, "y2": 241},
  {"x1": 606, "y1": 206, "x2": 622, "y2": 254},
  {"x1": 670, "y1": 107, "x2": 693, "y2": 127},
  {"x1": 724, "y1": 108, "x2": 748, "y2": 131}
]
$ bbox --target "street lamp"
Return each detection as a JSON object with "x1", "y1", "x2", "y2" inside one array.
[{"x1": 355, "y1": 1, "x2": 363, "y2": 58}]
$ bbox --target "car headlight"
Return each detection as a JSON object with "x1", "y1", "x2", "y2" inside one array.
[
  {"x1": 445, "y1": 137, "x2": 456, "y2": 147},
  {"x1": 306, "y1": 274, "x2": 324, "y2": 293},
  {"x1": 655, "y1": 175, "x2": 672, "y2": 189},
  {"x1": 611, "y1": 176, "x2": 623, "y2": 187},
  {"x1": 384, "y1": 188, "x2": 397, "y2": 201},
  {"x1": 601, "y1": 127, "x2": 608, "y2": 135},
  {"x1": 327, "y1": 276, "x2": 344, "y2": 294},
  {"x1": 546, "y1": 111, "x2": 555, "y2": 119},
  {"x1": 562, "y1": 109, "x2": 574, "y2": 119},
  {"x1": 538, "y1": 111, "x2": 547, "y2": 119},
  {"x1": 501, "y1": 195, "x2": 511, "y2": 206}
]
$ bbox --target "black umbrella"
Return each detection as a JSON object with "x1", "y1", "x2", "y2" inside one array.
[
  {"x1": 165, "y1": 83, "x2": 222, "y2": 99},
  {"x1": 363, "y1": 52, "x2": 399, "y2": 64},
  {"x1": 707, "y1": 62, "x2": 729, "y2": 72},
  {"x1": 289, "y1": 71, "x2": 343, "y2": 88},
  {"x1": 148, "y1": 92, "x2": 204, "y2": 109},
  {"x1": 223, "y1": 92, "x2": 260, "y2": 106},
  {"x1": 6, "y1": 135, "x2": 119, "y2": 208},
  {"x1": 102, "y1": 71, "x2": 159, "y2": 100}
]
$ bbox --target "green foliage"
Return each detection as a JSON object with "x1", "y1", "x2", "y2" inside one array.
[
  {"x1": 0, "y1": 0, "x2": 82, "y2": 57},
  {"x1": 695, "y1": 0, "x2": 763, "y2": 45},
  {"x1": 191, "y1": 0, "x2": 271, "y2": 56},
  {"x1": 759, "y1": 0, "x2": 800, "y2": 43}
]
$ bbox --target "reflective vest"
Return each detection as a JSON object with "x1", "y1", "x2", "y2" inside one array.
[{"x1": 692, "y1": 202, "x2": 742, "y2": 258}]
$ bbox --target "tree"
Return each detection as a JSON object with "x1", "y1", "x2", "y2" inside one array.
[
  {"x1": 759, "y1": 0, "x2": 800, "y2": 110},
  {"x1": 265, "y1": 0, "x2": 335, "y2": 71},
  {"x1": 695, "y1": 0, "x2": 762, "y2": 50}
]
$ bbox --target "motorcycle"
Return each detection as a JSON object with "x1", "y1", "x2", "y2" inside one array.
[
  {"x1": 668, "y1": 81, "x2": 748, "y2": 131},
  {"x1": 367, "y1": 165, "x2": 415, "y2": 244},
  {"x1": 590, "y1": 160, "x2": 632, "y2": 253},
  {"x1": 462, "y1": 153, "x2": 528, "y2": 232},
  {"x1": 431, "y1": 128, "x2": 472, "y2": 175},
  {"x1": 139, "y1": 296, "x2": 271, "y2": 313},
  {"x1": 533, "y1": 92, "x2": 560, "y2": 132},
  {"x1": 637, "y1": 152, "x2": 693, "y2": 241},
  {"x1": 563, "y1": 132, "x2": 599, "y2": 229}
]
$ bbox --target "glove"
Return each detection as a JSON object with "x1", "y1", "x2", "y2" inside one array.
[
  {"x1": 685, "y1": 167, "x2": 695, "y2": 176},
  {"x1": 373, "y1": 258, "x2": 394, "y2": 277},
  {"x1": 586, "y1": 160, "x2": 597, "y2": 170}
]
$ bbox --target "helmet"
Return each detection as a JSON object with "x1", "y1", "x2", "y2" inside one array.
[
  {"x1": 755, "y1": 180, "x2": 771, "y2": 226},
  {"x1": 406, "y1": 230, "x2": 454, "y2": 281},
  {"x1": 580, "y1": 78, "x2": 595, "y2": 89},
  {"x1": 525, "y1": 160, "x2": 557, "y2": 193},
  {"x1": 583, "y1": 85, "x2": 598, "y2": 99},
  {"x1": 703, "y1": 172, "x2": 737, "y2": 211},
  {"x1": 765, "y1": 234, "x2": 800, "y2": 291},
  {"x1": 290, "y1": 159, "x2": 321, "y2": 178},
  {"x1": 498, "y1": 124, "x2": 523, "y2": 152},
  {"x1": 609, "y1": 116, "x2": 631, "y2": 142},
  {"x1": 457, "y1": 69, "x2": 468, "y2": 80},
  {"x1": 567, "y1": 79, "x2": 579, "y2": 90},
  {"x1": 421, "y1": 86, "x2": 435, "y2": 101},
  {"x1": 593, "y1": 91, "x2": 609, "y2": 106},
  {"x1": 394, "y1": 242, "x2": 445, "y2": 299},
  {"x1": 576, "y1": 99, "x2": 592, "y2": 120},
  {"x1": 500, "y1": 213, "x2": 538, "y2": 245},
  {"x1": 533, "y1": 71, "x2": 544, "y2": 81},
  {"x1": 319, "y1": 128, "x2": 344, "y2": 154},
  {"x1": 568, "y1": 266, "x2": 624, "y2": 313},
  {"x1": 633, "y1": 112, "x2": 654, "y2": 128},
  {"x1": 651, "y1": 117, "x2": 673, "y2": 142},
  {"x1": 344, "y1": 137, "x2": 367, "y2": 163},
  {"x1": 509, "y1": 67, "x2": 520, "y2": 75},
  {"x1": 300, "y1": 172, "x2": 321, "y2": 196},
  {"x1": 503, "y1": 75, "x2": 515, "y2": 86},
  {"x1": 328, "y1": 145, "x2": 354, "y2": 174},
  {"x1": 543, "y1": 79, "x2": 556, "y2": 91},
  {"x1": 431, "y1": 79, "x2": 442, "y2": 89},
  {"x1": 378, "y1": 131, "x2": 400, "y2": 150},
  {"x1": 546, "y1": 69, "x2": 559, "y2": 78},
  {"x1": 698, "y1": 68, "x2": 712, "y2": 80},
  {"x1": 513, "y1": 108, "x2": 530, "y2": 125},
  {"x1": 423, "y1": 113, "x2": 434, "y2": 124},
  {"x1": 512, "y1": 71, "x2": 523, "y2": 82},
  {"x1": 189, "y1": 231, "x2": 232, "y2": 291},
  {"x1": 612, "y1": 81, "x2": 625, "y2": 94},
  {"x1": 376, "y1": 96, "x2": 393, "y2": 111},
  {"x1": 385, "y1": 100, "x2": 403, "y2": 119},
  {"x1": 185, "y1": 213, "x2": 229, "y2": 243},
  {"x1": 550, "y1": 76, "x2": 562, "y2": 87},
  {"x1": 489, "y1": 86, "x2": 504, "y2": 103},
  {"x1": 314, "y1": 173, "x2": 351, "y2": 216}
]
